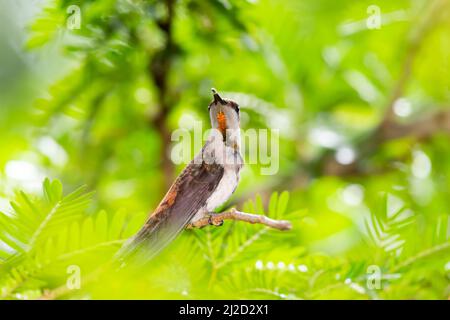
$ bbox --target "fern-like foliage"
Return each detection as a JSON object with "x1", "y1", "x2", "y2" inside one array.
[
  {"x1": 177, "y1": 191, "x2": 305, "y2": 298},
  {"x1": 364, "y1": 192, "x2": 415, "y2": 255},
  {"x1": 0, "y1": 180, "x2": 448, "y2": 300},
  {"x1": 0, "y1": 179, "x2": 144, "y2": 299}
]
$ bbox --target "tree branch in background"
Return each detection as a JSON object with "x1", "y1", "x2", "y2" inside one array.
[
  {"x1": 320, "y1": 0, "x2": 449, "y2": 176},
  {"x1": 187, "y1": 208, "x2": 292, "y2": 231},
  {"x1": 321, "y1": 108, "x2": 450, "y2": 176},
  {"x1": 379, "y1": 108, "x2": 450, "y2": 141},
  {"x1": 233, "y1": 0, "x2": 450, "y2": 202},
  {"x1": 148, "y1": 0, "x2": 177, "y2": 189},
  {"x1": 378, "y1": 0, "x2": 444, "y2": 127}
]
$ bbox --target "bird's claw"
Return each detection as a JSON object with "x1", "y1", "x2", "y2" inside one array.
[{"x1": 208, "y1": 215, "x2": 223, "y2": 227}]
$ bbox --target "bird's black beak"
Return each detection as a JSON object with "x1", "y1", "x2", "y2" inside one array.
[{"x1": 212, "y1": 88, "x2": 226, "y2": 105}]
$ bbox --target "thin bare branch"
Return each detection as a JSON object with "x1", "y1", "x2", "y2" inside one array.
[{"x1": 187, "y1": 208, "x2": 292, "y2": 231}]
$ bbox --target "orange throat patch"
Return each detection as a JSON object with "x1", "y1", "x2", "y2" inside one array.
[{"x1": 217, "y1": 111, "x2": 227, "y2": 138}]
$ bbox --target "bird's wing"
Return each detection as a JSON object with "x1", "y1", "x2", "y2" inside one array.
[{"x1": 116, "y1": 159, "x2": 224, "y2": 263}]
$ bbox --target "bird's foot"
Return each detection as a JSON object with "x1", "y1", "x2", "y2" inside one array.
[
  {"x1": 186, "y1": 214, "x2": 224, "y2": 229},
  {"x1": 208, "y1": 214, "x2": 224, "y2": 227},
  {"x1": 185, "y1": 223, "x2": 194, "y2": 229}
]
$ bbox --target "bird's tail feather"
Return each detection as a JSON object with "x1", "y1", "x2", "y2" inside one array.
[{"x1": 113, "y1": 209, "x2": 191, "y2": 267}]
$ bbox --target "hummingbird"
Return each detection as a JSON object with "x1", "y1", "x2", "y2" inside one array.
[{"x1": 117, "y1": 89, "x2": 243, "y2": 262}]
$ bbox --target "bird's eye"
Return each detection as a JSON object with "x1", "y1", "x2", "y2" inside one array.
[{"x1": 233, "y1": 104, "x2": 240, "y2": 114}]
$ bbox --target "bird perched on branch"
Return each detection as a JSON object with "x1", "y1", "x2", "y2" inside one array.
[{"x1": 117, "y1": 89, "x2": 243, "y2": 262}]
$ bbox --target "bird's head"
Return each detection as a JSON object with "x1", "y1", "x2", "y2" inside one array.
[{"x1": 208, "y1": 88, "x2": 240, "y2": 144}]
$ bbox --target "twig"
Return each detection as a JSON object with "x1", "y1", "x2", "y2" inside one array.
[
  {"x1": 186, "y1": 208, "x2": 292, "y2": 231},
  {"x1": 390, "y1": 241, "x2": 450, "y2": 273}
]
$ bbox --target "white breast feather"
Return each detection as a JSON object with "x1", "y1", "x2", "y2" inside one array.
[
  {"x1": 206, "y1": 166, "x2": 239, "y2": 212},
  {"x1": 190, "y1": 132, "x2": 242, "y2": 222}
]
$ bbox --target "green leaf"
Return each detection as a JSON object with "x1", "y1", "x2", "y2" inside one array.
[{"x1": 277, "y1": 191, "x2": 290, "y2": 216}]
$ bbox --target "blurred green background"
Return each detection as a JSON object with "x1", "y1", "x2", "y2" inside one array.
[{"x1": 0, "y1": 0, "x2": 449, "y2": 299}]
